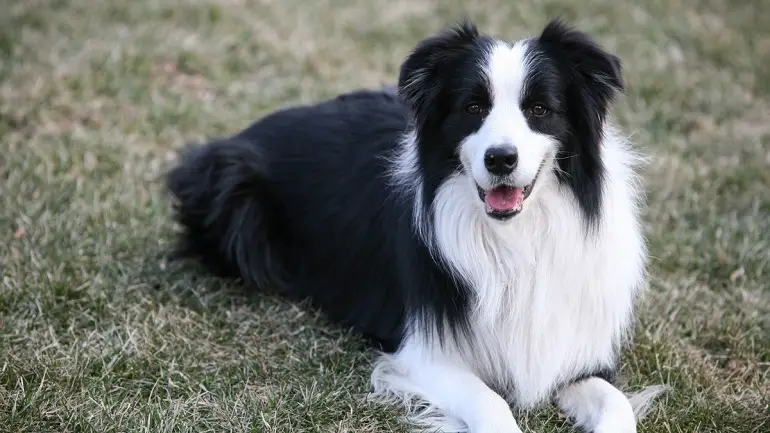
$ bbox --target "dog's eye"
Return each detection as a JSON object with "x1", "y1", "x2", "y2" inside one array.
[
  {"x1": 530, "y1": 104, "x2": 549, "y2": 117},
  {"x1": 464, "y1": 103, "x2": 482, "y2": 115}
]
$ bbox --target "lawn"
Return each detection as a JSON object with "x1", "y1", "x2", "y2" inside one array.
[{"x1": 1, "y1": 0, "x2": 768, "y2": 432}]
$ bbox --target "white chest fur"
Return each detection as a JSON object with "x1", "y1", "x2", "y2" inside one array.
[{"x1": 430, "y1": 133, "x2": 647, "y2": 408}]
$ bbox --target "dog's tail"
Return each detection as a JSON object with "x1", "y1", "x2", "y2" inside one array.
[
  {"x1": 166, "y1": 138, "x2": 287, "y2": 291},
  {"x1": 626, "y1": 384, "x2": 669, "y2": 421}
]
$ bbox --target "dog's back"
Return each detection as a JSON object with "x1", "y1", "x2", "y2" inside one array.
[{"x1": 167, "y1": 89, "x2": 413, "y2": 349}]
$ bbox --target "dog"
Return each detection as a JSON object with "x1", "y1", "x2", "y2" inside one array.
[{"x1": 166, "y1": 19, "x2": 664, "y2": 433}]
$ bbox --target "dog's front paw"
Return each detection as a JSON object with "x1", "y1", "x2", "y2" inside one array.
[
  {"x1": 592, "y1": 420, "x2": 636, "y2": 433},
  {"x1": 472, "y1": 419, "x2": 523, "y2": 433},
  {"x1": 590, "y1": 400, "x2": 637, "y2": 433},
  {"x1": 593, "y1": 428, "x2": 635, "y2": 433},
  {"x1": 471, "y1": 401, "x2": 524, "y2": 433}
]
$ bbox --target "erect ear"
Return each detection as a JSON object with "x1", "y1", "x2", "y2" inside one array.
[
  {"x1": 397, "y1": 21, "x2": 481, "y2": 127},
  {"x1": 538, "y1": 18, "x2": 624, "y2": 118}
]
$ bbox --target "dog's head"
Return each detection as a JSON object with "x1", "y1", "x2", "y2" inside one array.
[{"x1": 398, "y1": 19, "x2": 624, "y2": 222}]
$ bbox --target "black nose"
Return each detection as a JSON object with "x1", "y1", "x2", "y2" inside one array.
[{"x1": 484, "y1": 146, "x2": 518, "y2": 176}]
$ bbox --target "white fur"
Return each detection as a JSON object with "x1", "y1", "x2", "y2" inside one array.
[
  {"x1": 386, "y1": 129, "x2": 434, "y2": 245},
  {"x1": 555, "y1": 379, "x2": 668, "y2": 433},
  {"x1": 557, "y1": 377, "x2": 637, "y2": 433},
  {"x1": 373, "y1": 40, "x2": 662, "y2": 432}
]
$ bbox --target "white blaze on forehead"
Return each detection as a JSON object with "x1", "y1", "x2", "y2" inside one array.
[{"x1": 483, "y1": 40, "x2": 531, "y2": 106}]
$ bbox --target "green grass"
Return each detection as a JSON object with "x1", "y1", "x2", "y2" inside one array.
[{"x1": 1, "y1": 0, "x2": 769, "y2": 432}]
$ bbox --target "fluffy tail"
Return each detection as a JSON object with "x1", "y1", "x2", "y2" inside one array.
[{"x1": 166, "y1": 138, "x2": 287, "y2": 290}]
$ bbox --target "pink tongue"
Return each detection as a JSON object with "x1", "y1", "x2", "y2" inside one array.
[{"x1": 485, "y1": 186, "x2": 524, "y2": 211}]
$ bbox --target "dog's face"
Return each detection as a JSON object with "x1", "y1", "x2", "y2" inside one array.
[{"x1": 398, "y1": 20, "x2": 624, "y2": 222}]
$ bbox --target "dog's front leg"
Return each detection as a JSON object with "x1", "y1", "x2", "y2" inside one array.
[
  {"x1": 556, "y1": 377, "x2": 636, "y2": 433},
  {"x1": 377, "y1": 343, "x2": 524, "y2": 433}
]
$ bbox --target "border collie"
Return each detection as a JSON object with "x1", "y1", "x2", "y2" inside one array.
[{"x1": 167, "y1": 19, "x2": 664, "y2": 433}]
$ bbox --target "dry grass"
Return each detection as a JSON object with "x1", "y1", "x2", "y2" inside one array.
[{"x1": 1, "y1": 0, "x2": 769, "y2": 432}]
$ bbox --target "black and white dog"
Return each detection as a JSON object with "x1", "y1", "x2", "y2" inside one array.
[{"x1": 167, "y1": 19, "x2": 663, "y2": 433}]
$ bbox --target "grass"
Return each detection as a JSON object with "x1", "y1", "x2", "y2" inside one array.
[{"x1": 1, "y1": 0, "x2": 768, "y2": 431}]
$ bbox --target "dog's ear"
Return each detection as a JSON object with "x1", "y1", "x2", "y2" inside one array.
[
  {"x1": 537, "y1": 19, "x2": 625, "y2": 225},
  {"x1": 397, "y1": 21, "x2": 480, "y2": 126},
  {"x1": 538, "y1": 18, "x2": 624, "y2": 119}
]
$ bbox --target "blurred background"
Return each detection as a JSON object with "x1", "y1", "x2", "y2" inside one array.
[{"x1": 1, "y1": 1, "x2": 768, "y2": 432}]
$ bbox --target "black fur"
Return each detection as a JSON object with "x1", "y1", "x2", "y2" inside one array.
[
  {"x1": 529, "y1": 19, "x2": 625, "y2": 226},
  {"x1": 169, "y1": 89, "x2": 413, "y2": 350},
  {"x1": 397, "y1": 21, "x2": 496, "y2": 223}
]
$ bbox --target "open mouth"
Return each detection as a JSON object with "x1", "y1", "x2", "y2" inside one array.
[{"x1": 476, "y1": 166, "x2": 543, "y2": 221}]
